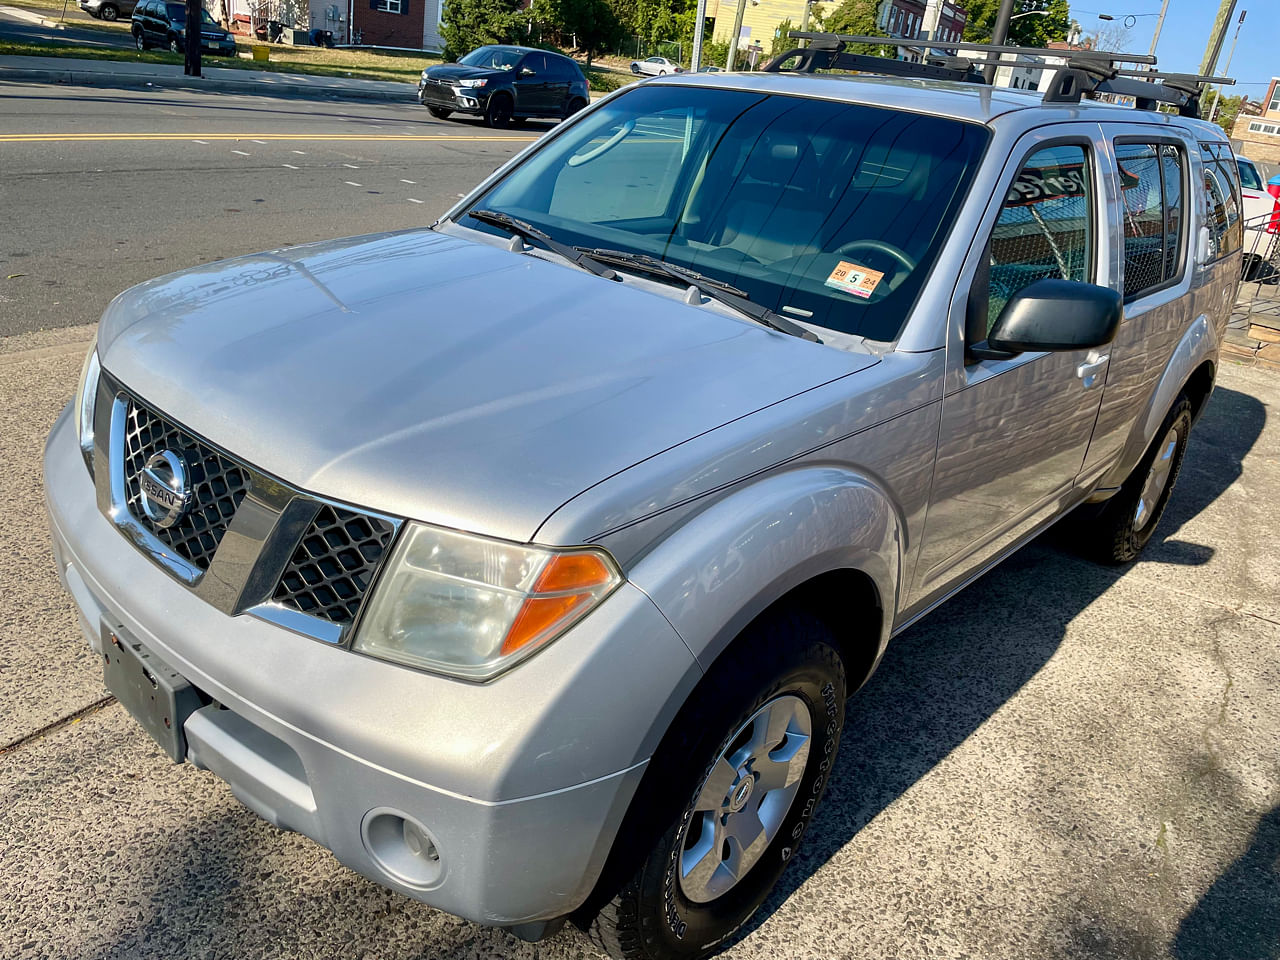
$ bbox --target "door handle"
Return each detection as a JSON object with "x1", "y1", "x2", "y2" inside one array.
[{"x1": 1076, "y1": 354, "x2": 1109, "y2": 388}]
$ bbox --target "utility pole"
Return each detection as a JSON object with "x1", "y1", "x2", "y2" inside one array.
[
  {"x1": 799, "y1": 0, "x2": 813, "y2": 46},
  {"x1": 1207, "y1": 9, "x2": 1246, "y2": 123},
  {"x1": 184, "y1": 0, "x2": 202, "y2": 76},
  {"x1": 982, "y1": 0, "x2": 1015, "y2": 84},
  {"x1": 1198, "y1": 0, "x2": 1236, "y2": 91},
  {"x1": 1148, "y1": 0, "x2": 1170, "y2": 57},
  {"x1": 691, "y1": 0, "x2": 708, "y2": 70},
  {"x1": 725, "y1": 0, "x2": 748, "y2": 71}
]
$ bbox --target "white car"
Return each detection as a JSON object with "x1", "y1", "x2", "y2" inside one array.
[
  {"x1": 1238, "y1": 154, "x2": 1278, "y2": 280},
  {"x1": 630, "y1": 56, "x2": 682, "y2": 76}
]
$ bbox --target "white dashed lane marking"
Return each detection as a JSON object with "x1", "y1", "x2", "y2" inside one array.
[
  {"x1": 343, "y1": 163, "x2": 359, "y2": 169},
  {"x1": 231, "y1": 149, "x2": 250, "y2": 156},
  {"x1": 408, "y1": 198, "x2": 424, "y2": 204},
  {"x1": 282, "y1": 163, "x2": 299, "y2": 169},
  {"x1": 192, "y1": 139, "x2": 208, "y2": 144},
  {"x1": 251, "y1": 139, "x2": 267, "y2": 144},
  {"x1": 292, "y1": 150, "x2": 306, "y2": 155},
  {"x1": 344, "y1": 181, "x2": 362, "y2": 187},
  {"x1": 400, "y1": 179, "x2": 416, "y2": 184}
]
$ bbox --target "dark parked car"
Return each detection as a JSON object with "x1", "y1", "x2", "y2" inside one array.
[
  {"x1": 78, "y1": 0, "x2": 136, "y2": 21},
  {"x1": 131, "y1": 0, "x2": 236, "y2": 55},
  {"x1": 418, "y1": 45, "x2": 590, "y2": 128}
]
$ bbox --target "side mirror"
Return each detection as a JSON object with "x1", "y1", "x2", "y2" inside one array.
[{"x1": 969, "y1": 278, "x2": 1121, "y2": 361}]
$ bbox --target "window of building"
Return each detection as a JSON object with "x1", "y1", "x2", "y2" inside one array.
[
  {"x1": 1248, "y1": 120, "x2": 1278, "y2": 136},
  {"x1": 375, "y1": 0, "x2": 402, "y2": 12},
  {"x1": 983, "y1": 143, "x2": 1094, "y2": 331},
  {"x1": 1113, "y1": 141, "x2": 1185, "y2": 299},
  {"x1": 1268, "y1": 86, "x2": 1280, "y2": 112}
]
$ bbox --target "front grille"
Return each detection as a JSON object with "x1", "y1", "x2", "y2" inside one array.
[
  {"x1": 271, "y1": 505, "x2": 397, "y2": 626},
  {"x1": 122, "y1": 397, "x2": 249, "y2": 571}
]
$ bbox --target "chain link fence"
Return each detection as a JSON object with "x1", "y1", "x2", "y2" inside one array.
[{"x1": 613, "y1": 37, "x2": 684, "y2": 64}]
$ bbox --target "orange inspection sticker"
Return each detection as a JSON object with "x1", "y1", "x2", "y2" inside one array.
[{"x1": 824, "y1": 260, "x2": 884, "y2": 299}]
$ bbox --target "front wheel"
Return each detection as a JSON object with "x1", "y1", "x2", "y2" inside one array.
[
  {"x1": 134, "y1": 30, "x2": 148, "y2": 50},
  {"x1": 426, "y1": 105, "x2": 452, "y2": 119},
  {"x1": 586, "y1": 611, "x2": 846, "y2": 959},
  {"x1": 1084, "y1": 395, "x2": 1192, "y2": 564},
  {"x1": 99, "y1": 3, "x2": 119, "y2": 19},
  {"x1": 484, "y1": 93, "x2": 513, "y2": 129},
  {"x1": 168, "y1": 36, "x2": 182, "y2": 53}
]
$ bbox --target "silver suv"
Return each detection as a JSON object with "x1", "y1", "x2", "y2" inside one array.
[{"x1": 44, "y1": 36, "x2": 1242, "y2": 960}]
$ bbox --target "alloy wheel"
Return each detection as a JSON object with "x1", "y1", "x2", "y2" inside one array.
[
  {"x1": 677, "y1": 695, "x2": 811, "y2": 904},
  {"x1": 1135, "y1": 425, "x2": 1179, "y2": 531}
]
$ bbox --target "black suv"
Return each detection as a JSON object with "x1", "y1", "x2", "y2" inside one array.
[
  {"x1": 418, "y1": 45, "x2": 591, "y2": 128},
  {"x1": 131, "y1": 0, "x2": 236, "y2": 55}
]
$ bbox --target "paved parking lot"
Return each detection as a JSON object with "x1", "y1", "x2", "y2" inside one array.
[{"x1": 2, "y1": 321, "x2": 1277, "y2": 959}]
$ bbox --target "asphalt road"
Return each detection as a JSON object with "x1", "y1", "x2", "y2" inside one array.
[
  {"x1": 2, "y1": 80, "x2": 1280, "y2": 960},
  {"x1": 0, "y1": 81, "x2": 542, "y2": 337}
]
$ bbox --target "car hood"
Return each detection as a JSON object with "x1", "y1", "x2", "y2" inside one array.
[
  {"x1": 425, "y1": 63, "x2": 506, "y2": 82},
  {"x1": 97, "y1": 230, "x2": 875, "y2": 543}
]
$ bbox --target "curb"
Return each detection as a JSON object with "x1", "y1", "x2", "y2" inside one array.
[
  {"x1": 0, "y1": 5, "x2": 64, "y2": 28},
  {"x1": 0, "y1": 64, "x2": 415, "y2": 102}
]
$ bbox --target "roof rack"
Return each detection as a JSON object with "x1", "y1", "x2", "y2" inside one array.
[{"x1": 762, "y1": 32, "x2": 1234, "y2": 119}]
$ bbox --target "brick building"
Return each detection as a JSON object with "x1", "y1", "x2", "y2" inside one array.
[{"x1": 1231, "y1": 78, "x2": 1280, "y2": 165}]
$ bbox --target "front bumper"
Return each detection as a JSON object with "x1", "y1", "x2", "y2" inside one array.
[
  {"x1": 43, "y1": 404, "x2": 701, "y2": 925},
  {"x1": 417, "y1": 79, "x2": 485, "y2": 114}
]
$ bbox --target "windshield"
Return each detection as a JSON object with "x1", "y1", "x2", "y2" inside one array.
[
  {"x1": 1237, "y1": 157, "x2": 1263, "y2": 191},
  {"x1": 458, "y1": 46, "x2": 523, "y2": 70},
  {"x1": 464, "y1": 85, "x2": 988, "y2": 339},
  {"x1": 166, "y1": 3, "x2": 215, "y2": 23}
]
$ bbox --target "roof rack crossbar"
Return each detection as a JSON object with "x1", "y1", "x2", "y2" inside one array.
[
  {"x1": 786, "y1": 31, "x2": 1157, "y2": 65},
  {"x1": 769, "y1": 31, "x2": 1232, "y2": 119}
]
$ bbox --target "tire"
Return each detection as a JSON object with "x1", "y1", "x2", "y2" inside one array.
[
  {"x1": 1085, "y1": 395, "x2": 1192, "y2": 564},
  {"x1": 585, "y1": 610, "x2": 847, "y2": 960},
  {"x1": 484, "y1": 93, "x2": 513, "y2": 129},
  {"x1": 134, "y1": 29, "x2": 147, "y2": 50},
  {"x1": 564, "y1": 97, "x2": 588, "y2": 120},
  {"x1": 631, "y1": 64, "x2": 641, "y2": 75},
  {"x1": 99, "y1": 3, "x2": 119, "y2": 19},
  {"x1": 426, "y1": 106, "x2": 452, "y2": 120},
  {"x1": 168, "y1": 36, "x2": 182, "y2": 53}
]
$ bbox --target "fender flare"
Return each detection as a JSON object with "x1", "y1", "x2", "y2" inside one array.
[
  {"x1": 624, "y1": 465, "x2": 903, "y2": 675},
  {"x1": 1104, "y1": 314, "x2": 1216, "y2": 488}
]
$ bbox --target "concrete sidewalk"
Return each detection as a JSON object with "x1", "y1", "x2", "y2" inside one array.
[{"x1": 0, "y1": 52, "x2": 418, "y2": 101}]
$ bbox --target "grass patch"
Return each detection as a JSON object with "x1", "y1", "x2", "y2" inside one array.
[
  {"x1": 584, "y1": 68, "x2": 632, "y2": 94},
  {"x1": 0, "y1": 37, "x2": 439, "y2": 83}
]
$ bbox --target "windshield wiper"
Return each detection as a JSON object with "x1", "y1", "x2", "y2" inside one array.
[
  {"x1": 466, "y1": 209, "x2": 617, "y2": 280},
  {"x1": 577, "y1": 247, "x2": 821, "y2": 343}
]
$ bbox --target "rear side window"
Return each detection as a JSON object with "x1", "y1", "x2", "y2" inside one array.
[
  {"x1": 1200, "y1": 143, "x2": 1243, "y2": 259},
  {"x1": 984, "y1": 143, "x2": 1093, "y2": 331},
  {"x1": 1114, "y1": 141, "x2": 1185, "y2": 299},
  {"x1": 1238, "y1": 158, "x2": 1263, "y2": 191}
]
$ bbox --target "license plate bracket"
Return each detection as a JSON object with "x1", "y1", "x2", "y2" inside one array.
[{"x1": 102, "y1": 623, "x2": 208, "y2": 763}]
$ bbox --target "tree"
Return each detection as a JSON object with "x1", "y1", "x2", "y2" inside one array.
[
  {"x1": 536, "y1": 0, "x2": 623, "y2": 63},
  {"x1": 770, "y1": 17, "x2": 794, "y2": 57},
  {"x1": 963, "y1": 0, "x2": 1070, "y2": 47},
  {"x1": 821, "y1": 0, "x2": 886, "y2": 54},
  {"x1": 440, "y1": 0, "x2": 525, "y2": 61},
  {"x1": 1209, "y1": 93, "x2": 1244, "y2": 133}
]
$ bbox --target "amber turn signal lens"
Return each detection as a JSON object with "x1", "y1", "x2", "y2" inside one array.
[
  {"x1": 532, "y1": 552, "x2": 614, "y2": 593},
  {"x1": 501, "y1": 593, "x2": 593, "y2": 656}
]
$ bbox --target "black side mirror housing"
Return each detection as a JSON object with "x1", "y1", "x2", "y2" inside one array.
[{"x1": 969, "y1": 278, "x2": 1122, "y2": 361}]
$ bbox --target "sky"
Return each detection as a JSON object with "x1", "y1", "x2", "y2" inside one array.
[{"x1": 1068, "y1": 0, "x2": 1274, "y2": 96}]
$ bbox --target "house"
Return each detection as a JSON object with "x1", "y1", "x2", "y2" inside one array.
[
  {"x1": 217, "y1": 0, "x2": 442, "y2": 50},
  {"x1": 709, "y1": 0, "x2": 966, "y2": 61},
  {"x1": 1232, "y1": 79, "x2": 1280, "y2": 165}
]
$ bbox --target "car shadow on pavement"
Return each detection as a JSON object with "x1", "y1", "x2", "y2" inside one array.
[
  {"x1": 1172, "y1": 803, "x2": 1280, "y2": 960},
  {"x1": 732, "y1": 383, "x2": 1267, "y2": 947}
]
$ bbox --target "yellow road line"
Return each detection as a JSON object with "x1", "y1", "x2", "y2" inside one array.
[{"x1": 0, "y1": 133, "x2": 537, "y2": 143}]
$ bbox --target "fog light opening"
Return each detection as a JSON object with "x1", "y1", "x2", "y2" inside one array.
[{"x1": 360, "y1": 808, "x2": 444, "y2": 889}]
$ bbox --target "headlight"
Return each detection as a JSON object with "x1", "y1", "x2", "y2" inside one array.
[
  {"x1": 458, "y1": 78, "x2": 488, "y2": 88},
  {"x1": 73, "y1": 341, "x2": 101, "y2": 475},
  {"x1": 353, "y1": 523, "x2": 622, "y2": 680}
]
